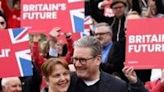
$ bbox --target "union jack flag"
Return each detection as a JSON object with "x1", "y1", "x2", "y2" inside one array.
[
  {"x1": 0, "y1": 28, "x2": 33, "y2": 78},
  {"x1": 58, "y1": 0, "x2": 86, "y2": 39},
  {"x1": 70, "y1": 8, "x2": 84, "y2": 33},
  {"x1": 68, "y1": 0, "x2": 86, "y2": 39},
  {"x1": 81, "y1": 16, "x2": 95, "y2": 36}
]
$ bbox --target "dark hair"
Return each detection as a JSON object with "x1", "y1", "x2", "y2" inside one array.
[
  {"x1": 132, "y1": 0, "x2": 142, "y2": 15},
  {"x1": 13, "y1": 0, "x2": 20, "y2": 6},
  {"x1": 0, "y1": 11, "x2": 7, "y2": 23},
  {"x1": 156, "y1": 0, "x2": 164, "y2": 14},
  {"x1": 62, "y1": 44, "x2": 68, "y2": 56},
  {"x1": 110, "y1": 0, "x2": 127, "y2": 8}
]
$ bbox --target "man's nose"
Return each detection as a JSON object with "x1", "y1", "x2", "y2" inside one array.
[{"x1": 74, "y1": 60, "x2": 82, "y2": 67}]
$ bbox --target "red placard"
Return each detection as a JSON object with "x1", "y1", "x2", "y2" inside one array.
[
  {"x1": 0, "y1": 28, "x2": 33, "y2": 78},
  {"x1": 125, "y1": 18, "x2": 164, "y2": 69},
  {"x1": 21, "y1": 0, "x2": 84, "y2": 40}
]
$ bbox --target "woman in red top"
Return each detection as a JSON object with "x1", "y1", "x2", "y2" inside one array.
[
  {"x1": 1, "y1": 0, "x2": 20, "y2": 28},
  {"x1": 31, "y1": 29, "x2": 74, "y2": 71}
]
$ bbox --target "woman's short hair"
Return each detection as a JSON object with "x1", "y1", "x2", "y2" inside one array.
[{"x1": 41, "y1": 58, "x2": 69, "y2": 78}]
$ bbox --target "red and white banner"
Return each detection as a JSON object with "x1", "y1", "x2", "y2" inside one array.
[
  {"x1": 21, "y1": 0, "x2": 84, "y2": 40},
  {"x1": 0, "y1": 28, "x2": 33, "y2": 78},
  {"x1": 125, "y1": 18, "x2": 164, "y2": 69}
]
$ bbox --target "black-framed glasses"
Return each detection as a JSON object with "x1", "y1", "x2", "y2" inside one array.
[
  {"x1": 112, "y1": 5, "x2": 125, "y2": 10},
  {"x1": 94, "y1": 32, "x2": 111, "y2": 36},
  {"x1": 72, "y1": 57, "x2": 95, "y2": 65}
]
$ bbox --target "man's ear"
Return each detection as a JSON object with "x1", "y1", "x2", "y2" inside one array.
[{"x1": 95, "y1": 55, "x2": 101, "y2": 65}]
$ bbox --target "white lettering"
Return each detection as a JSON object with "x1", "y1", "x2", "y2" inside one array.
[
  {"x1": 0, "y1": 49, "x2": 11, "y2": 58},
  {"x1": 23, "y1": 12, "x2": 57, "y2": 20},
  {"x1": 129, "y1": 35, "x2": 135, "y2": 43},
  {"x1": 23, "y1": 3, "x2": 67, "y2": 12}
]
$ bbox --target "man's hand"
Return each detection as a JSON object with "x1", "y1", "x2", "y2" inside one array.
[
  {"x1": 49, "y1": 27, "x2": 61, "y2": 38},
  {"x1": 122, "y1": 66, "x2": 137, "y2": 84},
  {"x1": 98, "y1": 0, "x2": 111, "y2": 9},
  {"x1": 64, "y1": 32, "x2": 72, "y2": 39}
]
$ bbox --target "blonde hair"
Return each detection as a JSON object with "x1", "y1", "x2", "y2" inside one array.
[{"x1": 40, "y1": 40, "x2": 49, "y2": 56}]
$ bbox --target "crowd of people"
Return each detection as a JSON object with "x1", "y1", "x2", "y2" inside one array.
[{"x1": 0, "y1": 0, "x2": 164, "y2": 92}]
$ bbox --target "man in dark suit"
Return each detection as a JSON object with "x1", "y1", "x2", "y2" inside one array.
[
  {"x1": 91, "y1": 0, "x2": 151, "y2": 83},
  {"x1": 94, "y1": 22, "x2": 126, "y2": 80},
  {"x1": 68, "y1": 36, "x2": 128, "y2": 92}
]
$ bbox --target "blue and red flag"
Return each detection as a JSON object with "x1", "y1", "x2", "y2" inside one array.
[{"x1": 0, "y1": 28, "x2": 33, "y2": 78}]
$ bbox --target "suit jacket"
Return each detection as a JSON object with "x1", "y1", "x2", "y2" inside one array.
[
  {"x1": 68, "y1": 71, "x2": 128, "y2": 92},
  {"x1": 100, "y1": 43, "x2": 119, "y2": 74},
  {"x1": 129, "y1": 79, "x2": 148, "y2": 92},
  {"x1": 100, "y1": 42, "x2": 126, "y2": 81},
  {"x1": 86, "y1": 1, "x2": 126, "y2": 77}
]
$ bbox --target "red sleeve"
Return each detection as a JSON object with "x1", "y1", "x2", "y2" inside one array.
[
  {"x1": 158, "y1": 80, "x2": 164, "y2": 92},
  {"x1": 145, "y1": 81, "x2": 153, "y2": 91},
  {"x1": 31, "y1": 42, "x2": 45, "y2": 71},
  {"x1": 145, "y1": 79, "x2": 164, "y2": 92},
  {"x1": 1, "y1": 0, "x2": 11, "y2": 18},
  {"x1": 65, "y1": 38, "x2": 74, "y2": 64}
]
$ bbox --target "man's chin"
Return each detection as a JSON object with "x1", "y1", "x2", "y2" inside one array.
[
  {"x1": 77, "y1": 73, "x2": 91, "y2": 81},
  {"x1": 76, "y1": 72, "x2": 87, "y2": 78}
]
